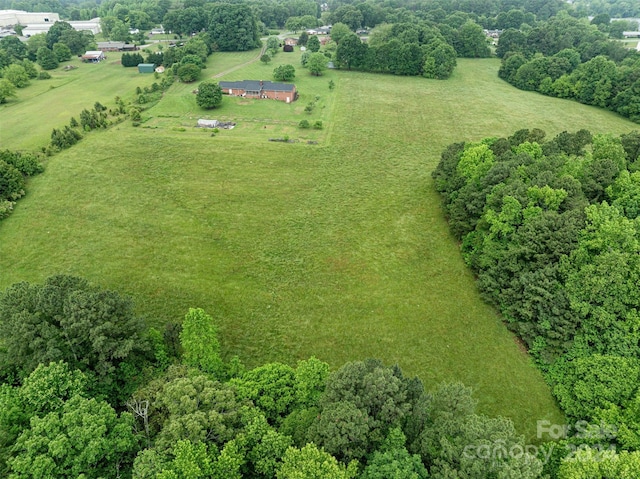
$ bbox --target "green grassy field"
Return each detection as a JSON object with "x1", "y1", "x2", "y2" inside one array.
[
  {"x1": 1, "y1": 52, "x2": 639, "y2": 440},
  {"x1": 0, "y1": 51, "x2": 160, "y2": 150}
]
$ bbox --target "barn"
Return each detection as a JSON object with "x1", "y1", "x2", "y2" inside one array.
[
  {"x1": 218, "y1": 80, "x2": 297, "y2": 103},
  {"x1": 81, "y1": 50, "x2": 105, "y2": 62}
]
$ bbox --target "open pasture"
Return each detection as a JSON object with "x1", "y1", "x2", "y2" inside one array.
[
  {"x1": 1, "y1": 53, "x2": 638, "y2": 439},
  {"x1": 0, "y1": 51, "x2": 159, "y2": 150}
]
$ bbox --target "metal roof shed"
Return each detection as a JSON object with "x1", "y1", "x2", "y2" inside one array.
[{"x1": 138, "y1": 63, "x2": 155, "y2": 73}]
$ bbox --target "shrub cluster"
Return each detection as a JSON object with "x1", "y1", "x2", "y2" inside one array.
[{"x1": 0, "y1": 150, "x2": 44, "y2": 220}]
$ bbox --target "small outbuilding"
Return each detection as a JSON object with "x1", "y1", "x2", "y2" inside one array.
[
  {"x1": 81, "y1": 50, "x2": 105, "y2": 62},
  {"x1": 283, "y1": 44, "x2": 294, "y2": 52},
  {"x1": 138, "y1": 63, "x2": 155, "y2": 73},
  {"x1": 197, "y1": 119, "x2": 219, "y2": 128}
]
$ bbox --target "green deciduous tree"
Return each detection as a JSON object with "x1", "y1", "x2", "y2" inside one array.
[
  {"x1": 36, "y1": 47, "x2": 58, "y2": 70},
  {"x1": 0, "y1": 160, "x2": 25, "y2": 201},
  {"x1": 412, "y1": 382, "x2": 542, "y2": 479},
  {"x1": 45, "y1": 21, "x2": 74, "y2": 49},
  {"x1": 361, "y1": 428, "x2": 428, "y2": 479},
  {"x1": 60, "y1": 29, "x2": 94, "y2": 57},
  {"x1": 177, "y1": 63, "x2": 201, "y2": 82},
  {"x1": 20, "y1": 60, "x2": 37, "y2": 79},
  {"x1": 563, "y1": 202, "x2": 640, "y2": 356},
  {"x1": 557, "y1": 448, "x2": 640, "y2": 479},
  {"x1": 329, "y1": 23, "x2": 352, "y2": 45},
  {"x1": 157, "y1": 439, "x2": 213, "y2": 478},
  {"x1": 19, "y1": 361, "x2": 87, "y2": 416},
  {"x1": 180, "y1": 308, "x2": 223, "y2": 375},
  {"x1": 306, "y1": 35, "x2": 320, "y2": 52},
  {"x1": 309, "y1": 359, "x2": 420, "y2": 462},
  {"x1": 306, "y1": 52, "x2": 327, "y2": 76},
  {"x1": 231, "y1": 363, "x2": 297, "y2": 424},
  {"x1": 423, "y1": 40, "x2": 457, "y2": 79},
  {"x1": 0, "y1": 78, "x2": 16, "y2": 104},
  {"x1": 195, "y1": 81, "x2": 223, "y2": 110},
  {"x1": 552, "y1": 354, "x2": 640, "y2": 421},
  {"x1": 53, "y1": 42, "x2": 72, "y2": 62},
  {"x1": 273, "y1": 64, "x2": 296, "y2": 81},
  {"x1": 495, "y1": 28, "x2": 527, "y2": 58},
  {"x1": 8, "y1": 395, "x2": 137, "y2": 478},
  {"x1": 266, "y1": 36, "x2": 280, "y2": 54},
  {"x1": 335, "y1": 33, "x2": 366, "y2": 70},
  {"x1": 0, "y1": 36, "x2": 27, "y2": 61},
  {"x1": 455, "y1": 21, "x2": 491, "y2": 58},
  {"x1": 277, "y1": 443, "x2": 357, "y2": 479},
  {"x1": 0, "y1": 275, "x2": 149, "y2": 401},
  {"x1": 607, "y1": 170, "x2": 640, "y2": 219},
  {"x1": 154, "y1": 374, "x2": 246, "y2": 451},
  {"x1": 297, "y1": 31, "x2": 309, "y2": 46},
  {"x1": 2, "y1": 64, "x2": 29, "y2": 88}
]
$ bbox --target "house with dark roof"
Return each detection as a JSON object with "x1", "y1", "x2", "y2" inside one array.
[
  {"x1": 97, "y1": 41, "x2": 138, "y2": 52},
  {"x1": 218, "y1": 80, "x2": 297, "y2": 103}
]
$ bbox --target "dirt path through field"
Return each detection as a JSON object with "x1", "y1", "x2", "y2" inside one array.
[{"x1": 213, "y1": 43, "x2": 268, "y2": 78}]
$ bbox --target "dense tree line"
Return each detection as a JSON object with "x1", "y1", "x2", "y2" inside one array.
[
  {"x1": 327, "y1": 13, "x2": 495, "y2": 79},
  {"x1": 571, "y1": 0, "x2": 640, "y2": 18},
  {"x1": 0, "y1": 276, "x2": 551, "y2": 478},
  {"x1": 322, "y1": 0, "x2": 568, "y2": 29},
  {"x1": 154, "y1": 4, "x2": 261, "y2": 51},
  {"x1": 433, "y1": 128, "x2": 640, "y2": 476},
  {"x1": 497, "y1": 13, "x2": 640, "y2": 123},
  {"x1": 121, "y1": 52, "x2": 145, "y2": 67}
]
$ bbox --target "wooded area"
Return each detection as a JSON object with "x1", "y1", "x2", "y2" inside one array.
[{"x1": 433, "y1": 128, "x2": 640, "y2": 477}]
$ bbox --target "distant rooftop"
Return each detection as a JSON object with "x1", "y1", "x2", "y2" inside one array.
[{"x1": 219, "y1": 80, "x2": 295, "y2": 92}]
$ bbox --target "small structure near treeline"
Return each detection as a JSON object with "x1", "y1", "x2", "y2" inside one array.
[{"x1": 137, "y1": 63, "x2": 155, "y2": 73}]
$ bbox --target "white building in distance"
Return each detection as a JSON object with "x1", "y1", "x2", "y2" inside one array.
[
  {"x1": 0, "y1": 10, "x2": 100, "y2": 36},
  {"x1": 22, "y1": 18, "x2": 101, "y2": 37},
  {"x1": 0, "y1": 9, "x2": 59, "y2": 27}
]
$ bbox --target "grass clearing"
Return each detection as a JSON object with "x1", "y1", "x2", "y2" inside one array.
[{"x1": 1, "y1": 55, "x2": 638, "y2": 440}]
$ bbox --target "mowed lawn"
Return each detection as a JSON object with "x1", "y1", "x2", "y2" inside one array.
[{"x1": 1, "y1": 55, "x2": 638, "y2": 440}]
